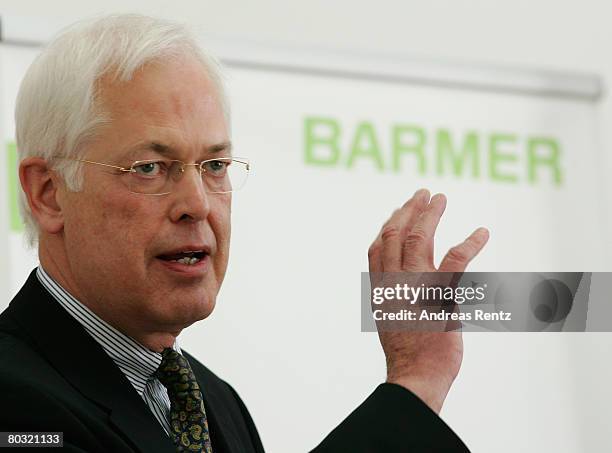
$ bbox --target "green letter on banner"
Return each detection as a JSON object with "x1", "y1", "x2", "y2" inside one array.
[
  {"x1": 7, "y1": 142, "x2": 23, "y2": 232},
  {"x1": 527, "y1": 137, "x2": 563, "y2": 186},
  {"x1": 392, "y1": 125, "x2": 426, "y2": 174},
  {"x1": 304, "y1": 117, "x2": 341, "y2": 166},
  {"x1": 489, "y1": 133, "x2": 518, "y2": 183},
  {"x1": 346, "y1": 122, "x2": 384, "y2": 171},
  {"x1": 436, "y1": 129, "x2": 480, "y2": 178}
]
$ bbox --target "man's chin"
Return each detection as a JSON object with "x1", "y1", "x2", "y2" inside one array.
[{"x1": 161, "y1": 296, "x2": 217, "y2": 327}]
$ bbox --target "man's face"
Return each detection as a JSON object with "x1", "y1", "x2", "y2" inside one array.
[{"x1": 59, "y1": 56, "x2": 231, "y2": 337}]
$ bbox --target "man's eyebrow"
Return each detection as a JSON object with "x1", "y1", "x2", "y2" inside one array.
[
  {"x1": 150, "y1": 142, "x2": 175, "y2": 156},
  {"x1": 207, "y1": 141, "x2": 233, "y2": 155},
  {"x1": 127, "y1": 141, "x2": 233, "y2": 158},
  {"x1": 122, "y1": 141, "x2": 176, "y2": 159}
]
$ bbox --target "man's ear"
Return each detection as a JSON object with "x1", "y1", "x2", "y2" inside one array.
[{"x1": 19, "y1": 157, "x2": 65, "y2": 234}]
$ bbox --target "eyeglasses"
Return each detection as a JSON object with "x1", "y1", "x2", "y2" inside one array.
[{"x1": 61, "y1": 157, "x2": 250, "y2": 195}]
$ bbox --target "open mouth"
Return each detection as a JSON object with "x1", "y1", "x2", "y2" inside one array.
[{"x1": 157, "y1": 250, "x2": 208, "y2": 266}]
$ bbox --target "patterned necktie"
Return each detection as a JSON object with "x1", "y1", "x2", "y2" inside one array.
[{"x1": 155, "y1": 348, "x2": 212, "y2": 453}]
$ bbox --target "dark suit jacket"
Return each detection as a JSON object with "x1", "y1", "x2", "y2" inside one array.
[{"x1": 0, "y1": 271, "x2": 470, "y2": 452}]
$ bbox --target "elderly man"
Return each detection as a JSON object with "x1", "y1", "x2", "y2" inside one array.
[{"x1": 0, "y1": 14, "x2": 488, "y2": 453}]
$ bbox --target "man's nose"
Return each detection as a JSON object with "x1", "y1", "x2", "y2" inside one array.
[{"x1": 168, "y1": 165, "x2": 211, "y2": 223}]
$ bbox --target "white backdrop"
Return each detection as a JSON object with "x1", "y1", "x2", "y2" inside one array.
[{"x1": 1, "y1": 22, "x2": 610, "y2": 453}]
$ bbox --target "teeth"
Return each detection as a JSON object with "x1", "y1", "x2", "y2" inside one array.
[{"x1": 174, "y1": 256, "x2": 200, "y2": 265}]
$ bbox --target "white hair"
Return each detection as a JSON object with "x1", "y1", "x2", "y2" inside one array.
[{"x1": 15, "y1": 13, "x2": 230, "y2": 246}]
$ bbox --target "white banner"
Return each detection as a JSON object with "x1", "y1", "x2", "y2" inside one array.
[{"x1": 0, "y1": 39, "x2": 607, "y2": 452}]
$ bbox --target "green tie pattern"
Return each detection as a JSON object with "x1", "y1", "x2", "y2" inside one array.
[{"x1": 155, "y1": 348, "x2": 212, "y2": 453}]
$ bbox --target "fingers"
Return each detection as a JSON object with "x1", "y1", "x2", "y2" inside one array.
[
  {"x1": 399, "y1": 189, "x2": 431, "y2": 231},
  {"x1": 401, "y1": 193, "x2": 447, "y2": 270},
  {"x1": 377, "y1": 189, "x2": 430, "y2": 272},
  {"x1": 438, "y1": 227, "x2": 490, "y2": 272},
  {"x1": 369, "y1": 189, "x2": 429, "y2": 274},
  {"x1": 369, "y1": 190, "x2": 487, "y2": 275}
]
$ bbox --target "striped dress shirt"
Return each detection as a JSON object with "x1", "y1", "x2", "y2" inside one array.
[{"x1": 36, "y1": 266, "x2": 176, "y2": 437}]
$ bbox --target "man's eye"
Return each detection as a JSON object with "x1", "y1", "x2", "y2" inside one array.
[
  {"x1": 133, "y1": 161, "x2": 164, "y2": 176},
  {"x1": 204, "y1": 160, "x2": 229, "y2": 175}
]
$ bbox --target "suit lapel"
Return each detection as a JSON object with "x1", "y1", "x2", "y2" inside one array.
[
  {"x1": 183, "y1": 351, "x2": 235, "y2": 453},
  {"x1": 4, "y1": 270, "x2": 176, "y2": 453}
]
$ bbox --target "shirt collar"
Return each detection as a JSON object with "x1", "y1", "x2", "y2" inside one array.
[{"x1": 36, "y1": 266, "x2": 181, "y2": 396}]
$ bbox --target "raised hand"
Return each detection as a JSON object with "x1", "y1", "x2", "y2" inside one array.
[{"x1": 368, "y1": 189, "x2": 489, "y2": 413}]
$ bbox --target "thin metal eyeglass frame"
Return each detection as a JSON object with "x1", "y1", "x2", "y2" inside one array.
[{"x1": 58, "y1": 157, "x2": 250, "y2": 195}]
